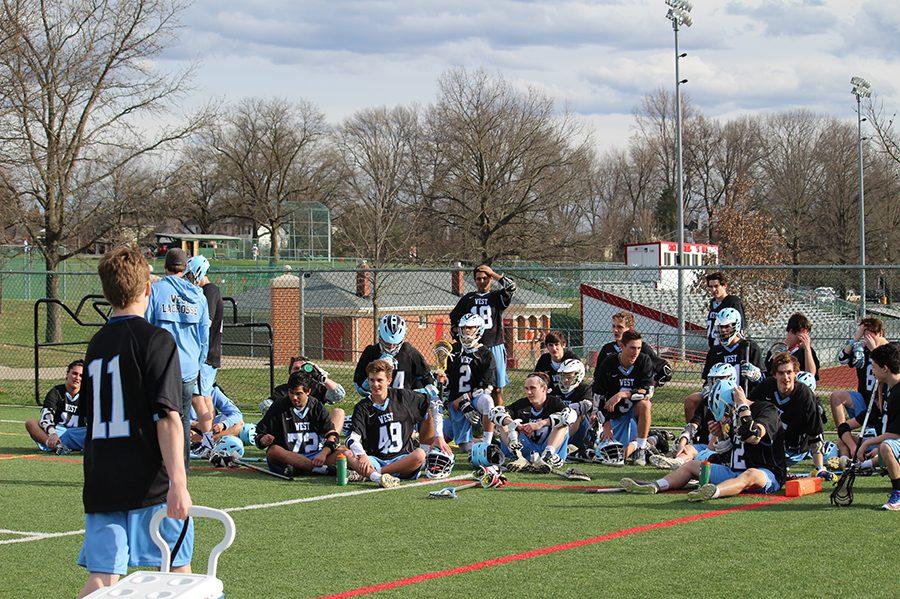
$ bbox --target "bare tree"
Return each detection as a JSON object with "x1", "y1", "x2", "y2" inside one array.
[
  {"x1": 165, "y1": 138, "x2": 230, "y2": 235},
  {"x1": 333, "y1": 105, "x2": 423, "y2": 340},
  {"x1": 419, "y1": 69, "x2": 592, "y2": 264},
  {"x1": 0, "y1": 0, "x2": 207, "y2": 341},
  {"x1": 212, "y1": 98, "x2": 336, "y2": 262}
]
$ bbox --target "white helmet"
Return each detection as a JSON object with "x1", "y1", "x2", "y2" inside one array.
[
  {"x1": 557, "y1": 359, "x2": 585, "y2": 394},
  {"x1": 714, "y1": 308, "x2": 742, "y2": 344},
  {"x1": 378, "y1": 314, "x2": 407, "y2": 356},
  {"x1": 707, "y1": 362, "x2": 737, "y2": 386},
  {"x1": 594, "y1": 439, "x2": 625, "y2": 466},
  {"x1": 796, "y1": 371, "x2": 816, "y2": 393},
  {"x1": 424, "y1": 447, "x2": 455, "y2": 479},
  {"x1": 458, "y1": 313, "x2": 486, "y2": 349}
]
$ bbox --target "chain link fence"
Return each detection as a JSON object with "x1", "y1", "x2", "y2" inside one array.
[{"x1": 2, "y1": 263, "x2": 898, "y2": 429}]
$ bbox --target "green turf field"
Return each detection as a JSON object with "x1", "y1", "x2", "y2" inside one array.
[{"x1": 1, "y1": 405, "x2": 897, "y2": 599}]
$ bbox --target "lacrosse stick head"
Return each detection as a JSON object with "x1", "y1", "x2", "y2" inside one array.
[
  {"x1": 830, "y1": 464, "x2": 857, "y2": 507},
  {"x1": 427, "y1": 486, "x2": 458, "y2": 499},
  {"x1": 432, "y1": 339, "x2": 454, "y2": 375},
  {"x1": 479, "y1": 465, "x2": 508, "y2": 489}
]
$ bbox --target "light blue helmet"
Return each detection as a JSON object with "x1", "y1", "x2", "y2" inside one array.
[
  {"x1": 707, "y1": 362, "x2": 738, "y2": 386},
  {"x1": 238, "y1": 423, "x2": 256, "y2": 446},
  {"x1": 185, "y1": 254, "x2": 210, "y2": 283},
  {"x1": 714, "y1": 308, "x2": 742, "y2": 343},
  {"x1": 796, "y1": 371, "x2": 816, "y2": 393},
  {"x1": 709, "y1": 379, "x2": 736, "y2": 422},
  {"x1": 212, "y1": 435, "x2": 244, "y2": 459},
  {"x1": 469, "y1": 441, "x2": 504, "y2": 467},
  {"x1": 378, "y1": 314, "x2": 407, "y2": 355}
]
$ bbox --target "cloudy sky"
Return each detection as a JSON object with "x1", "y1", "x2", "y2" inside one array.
[{"x1": 161, "y1": 0, "x2": 900, "y2": 152}]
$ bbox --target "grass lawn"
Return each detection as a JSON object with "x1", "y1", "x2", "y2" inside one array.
[{"x1": 0, "y1": 405, "x2": 897, "y2": 598}]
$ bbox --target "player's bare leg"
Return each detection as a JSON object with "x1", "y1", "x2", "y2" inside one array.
[
  {"x1": 24, "y1": 419, "x2": 49, "y2": 445},
  {"x1": 266, "y1": 445, "x2": 348, "y2": 474},
  {"x1": 708, "y1": 468, "x2": 768, "y2": 498},
  {"x1": 79, "y1": 573, "x2": 119, "y2": 598},
  {"x1": 830, "y1": 390, "x2": 859, "y2": 456},
  {"x1": 380, "y1": 447, "x2": 426, "y2": 477},
  {"x1": 191, "y1": 394, "x2": 214, "y2": 453},
  {"x1": 622, "y1": 459, "x2": 699, "y2": 494},
  {"x1": 683, "y1": 391, "x2": 702, "y2": 423},
  {"x1": 330, "y1": 408, "x2": 346, "y2": 435}
]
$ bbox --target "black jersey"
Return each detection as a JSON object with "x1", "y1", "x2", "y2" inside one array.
[
  {"x1": 256, "y1": 395, "x2": 334, "y2": 454},
  {"x1": 701, "y1": 338, "x2": 764, "y2": 390},
  {"x1": 764, "y1": 344, "x2": 820, "y2": 379},
  {"x1": 558, "y1": 382, "x2": 592, "y2": 407},
  {"x1": 878, "y1": 382, "x2": 900, "y2": 436},
  {"x1": 39, "y1": 384, "x2": 81, "y2": 432},
  {"x1": 446, "y1": 342, "x2": 496, "y2": 401},
  {"x1": 203, "y1": 283, "x2": 224, "y2": 369},
  {"x1": 706, "y1": 295, "x2": 745, "y2": 347},
  {"x1": 594, "y1": 341, "x2": 661, "y2": 384},
  {"x1": 839, "y1": 342, "x2": 899, "y2": 404},
  {"x1": 272, "y1": 380, "x2": 328, "y2": 405},
  {"x1": 353, "y1": 342, "x2": 435, "y2": 392},
  {"x1": 507, "y1": 394, "x2": 567, "y2": 446},
  {"x1": 449, "y1": 277, "x2": 516, "y2": 347},
  {"x1": 534, "y1": 349, "x2": 577, "y2": 396},
  {"x1": 79, "y1": 316, "x2": 183, "y2": 513},
  {"x1": 749, "y1": 378, "x2": 823, "y2": 449},
  {"x1": 350, "y1": 388, "x2": 429, "y2": 460},
  {"x1": 591, "y1": 353, "x2": 654, "y2": 420},
  {"x1": 709, "y1": 400, "x2": 786, "y2": 485}
]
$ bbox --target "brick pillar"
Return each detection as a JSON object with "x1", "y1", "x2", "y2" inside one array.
[{"x1": 270, "y1": 273, "x2": 300, "y2": 367}]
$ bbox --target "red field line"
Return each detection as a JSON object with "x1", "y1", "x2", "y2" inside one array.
[{"x1": 319, "y1": 495, "x2": 796, "y2": 599}]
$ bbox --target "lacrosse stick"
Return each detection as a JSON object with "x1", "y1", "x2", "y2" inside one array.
[
  {"x1": 427, "y1": 481, "x2": 479, "y2": 499},
  {"x1": 432, "y1": 340, "x2": 454, "y2": 377},
  {"x1": 230, "y1": 457, "x2": 295, "y2": 481},
  {"x1": 553, "y1": 467, "x2": 591, "y2": 481},
  {"x1": 586, "y1": 487, "x2": 626, "y2": 494},
  {"x1": 831, "y1": 384, "x2": 879, "y2": 507}
]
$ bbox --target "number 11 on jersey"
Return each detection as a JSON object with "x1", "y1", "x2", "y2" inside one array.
[{"x1": 88, "y1": 356, "x2": 131, "y2": 440}]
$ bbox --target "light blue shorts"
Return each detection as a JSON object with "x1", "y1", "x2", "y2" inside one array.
[
  {"x1": 503, "y1": 432, "x2": 570, "y2": 462},
  {"x1": 368, "y1": 453, "x2": 421, "y2": 479},
  {"x1": 194, "y1": 363, "x2": 218, "y2": 397},
  {"x1": 880, "y1": 438, "x2": 900, "y2": 461},
  {"x1": 490, "y1": 344, "x2": 509, "y2": 388},
  {"x1": 77, "y1": 504, "x2": 194, "y2": 575},
  {"x1": 443, "y1": 403, "x2": 475, "y2": 446},
  {"x1": 707, "y1": 463, "x2": 781, "y2": 494},
  {"x1": 846, "y1": 392, "x2": 868, "y2": 421},
  {"x1": 610, "y1": 413, "x2": 637, "y2": 447},
  {"x1": 37, "y1": 425, "x2": 86, "y2": 452}
]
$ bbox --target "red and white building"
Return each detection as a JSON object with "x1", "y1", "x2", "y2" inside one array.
[{"x1": 625, "y1": 241, "x2": 719, "y2": 290}]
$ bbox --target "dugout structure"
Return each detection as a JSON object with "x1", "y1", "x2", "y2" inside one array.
[{"x1": 33, "y1": 295, "x2": 275, "y2": 405}]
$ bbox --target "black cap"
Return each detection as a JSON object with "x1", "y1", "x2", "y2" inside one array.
[{"x1": 164, "y1": 248, "x2": 187, "y2": 272}]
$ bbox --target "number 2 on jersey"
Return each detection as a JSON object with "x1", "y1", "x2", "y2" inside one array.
[{"x1": 88, "y1": 356, "x2": 131, "y2": 440}]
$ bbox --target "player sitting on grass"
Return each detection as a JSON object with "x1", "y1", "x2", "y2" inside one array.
[
  {"x1": 76, "y1": 246, "x2": 192, "y2": 597},
  {"x1": 25, "y1": 359, "x2": 86, "y2": 454},
  {"x1": 255, "y1": 370, "x2": 349, "y2": 478},
  {"x1": 345, "y1": 359, "x2": 447, "y2": 488},
  {"x1": 353, "y1": 314, "x2": 437, "y2": 397},
  {"x1": 268, "y1": 355, "x2": 346, "y2": 410},
  {"x1": 554, "y1": 358, "x2": 597, "y2": 457},
  {"x1": 750, "y1": 353, "x2": 828, "y2": 474},
  {"x1": 592, "y1": 330, "x2": 655, "y2": 465},
  {"x1": 830, "y1": 317, "x2": 892, "y2": 458},
  {"x1": 622, "y1": 381, "x2": 786, "y2": 502},
  {"x1": 437, "y1": 314, "x2": 497, "y2": 452},
  {"x1": 494, "y1": 372, "x2": 592, "y2": 473},
  {"x1": 533, "y1": 330, "x2": 577, "y2": 396},
  {"x1": 189, "y1": 384, "x2": 243, "y2": 449},
  {"x1": 859, "y1": 343, "x2": 900, "y2": 510},
  {"x1": 683, "y1": 308, "x2": 764, "y2": 428}
]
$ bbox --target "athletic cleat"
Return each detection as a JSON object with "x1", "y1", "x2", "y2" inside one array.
[
  {"x1": 505, "y1": 453, "x2": 531, "y2": 472},
  {"x1": 347, "y1": 470, "x2": 365, "y2": 483},
  {"x1": 881, "y1": 490, "x2": 900, "y2": 511},
  {"x1": 627, "y1": 448, "x2": 649, "y2": 467},
  {"x1": 379, "y1": 473, "x2": 400, "y2": 489},
  {"x1": 687, "y1": 483, "x2": 719, "y2": 502},
  {"x1": 649, "y1": 454, "x2": 684, "y2": 470},
  {"x1": 620, "y1": 477, "x2": 658, "y2": 494},
  {"x1": 190, "y1": 446, "x2": 211, "y2": 460},
  {"x1": 828, "y1": 455, "x2": 851, "y2": 471},
  {"x1": 55, "y1": 443, "x2": 72, "y2": 456},
  {"x1": 533, "y1": 452, "x2": 563, "y2": 474}
]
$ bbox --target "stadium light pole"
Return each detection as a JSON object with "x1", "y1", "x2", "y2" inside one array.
[
  {"x1": 851, "y1": 76, "x2": 871, "y2": 317},
  {"x1": 667, "y1": 0, "x2": 692, "y2": 359}
]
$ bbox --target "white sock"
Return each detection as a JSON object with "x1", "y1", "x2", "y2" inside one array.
[
  {"x1": 542, "y1": 446, "x2": 557, "y2": 460},
  {"x1": 711, "y1": 486, "x2": 721, "y2": 498},
  {"x1": 655, "y1": 479, "x2": 670, "y2": 491},
  {"x1": 860, "y1": 459, "x2": 873, "y2": 469},
  {"x1": 635, "y1": 437, "x2": 648, "y2": 449},
  {"x1": 312, "y1": 466, "x2": 327, "y2": 474},
  {"x1": 202, "y1": 431, "x2": 214, "y2": 448},
  {"x1": 483, "y1": 431, "x2": 493, "y2": 444},
  {"x1": 370, "y1": 472, "x2": 382, "y2": 483}
]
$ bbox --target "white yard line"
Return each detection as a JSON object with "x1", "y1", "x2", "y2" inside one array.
[
  {"x1": 0, "y1": 419, "x2": 25, "y2": 424},
  {"x1": 0, "y1": 474, "x2": 473, "y2": 545}
]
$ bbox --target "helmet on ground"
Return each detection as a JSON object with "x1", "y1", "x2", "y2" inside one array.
[
  {"x1": 211, "y1": 435, "x2": 244, "y2": 460},
  {"x1": 594, "y1": 439, "x2": 625, "y2": 465},
  {"x1": 469, "y1": 441, "x2": 505, "y2": 467},
  {"x1": 238, "y1": 423, "x2": 256, "y2": 446},
  {"x1": 424, "y1": 447, "x2": 455, "y2": 479},
  {"x1": 557, "y1": 359, "x2": 586, "y2": 394},
  {"x1": 378, "y1": 314, "x2": 407, "y2": 355},
  {"x1": 458, "y1": 313, "x2": 486, "y2": 349}
]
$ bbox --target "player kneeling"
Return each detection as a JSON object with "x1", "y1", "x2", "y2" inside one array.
[
  {"x1": 494, "y1": 372, "x2": 592, "y2": 473},
  {"x1": 622, "y1": 382, "x2": 786, "y2": 502},
  {"x1": 255, "y1": 370, "x2": 349, "y2": 478},
  {"x1": 345, "y1": 359, "x2": 449, "y2": 488}
]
